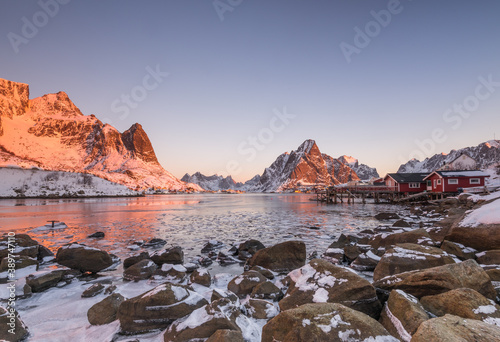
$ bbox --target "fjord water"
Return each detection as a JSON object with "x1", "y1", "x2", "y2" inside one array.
[{"x1": 0, "y1": 194, "x2": 407, "y2": 260}]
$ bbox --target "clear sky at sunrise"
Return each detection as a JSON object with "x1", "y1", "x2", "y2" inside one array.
[{"x1": 1, "y1": 0, "x2": 500, "y2": 182}]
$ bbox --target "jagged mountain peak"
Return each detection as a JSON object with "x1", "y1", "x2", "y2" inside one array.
[
  {"x1": 296, "y1": 139, "x2": 317, "y2": 154},
  {"x1": 0, "y1": 78, "x2": 191, "y2": 191}
]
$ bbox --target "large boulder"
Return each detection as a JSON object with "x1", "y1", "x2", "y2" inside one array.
[
  {"x1": 373, "y1": 243, "x2": 456, "y2": 282},
  {"x1": 87, "y1": 293, "x2": 125, "y2": 325},
  {"x1": 420, "y1": 288, "x2": 500, "y2": 325},
  {"x1": 251, "y1": 281, "x2": 282, "y2": 301},
  {"x1": 440, "y1": 240, "x2": 477, "y2": 261},
  {"x1": 279, "y1": 259, "x2": 382, "y2": 318},
  {"x1": 189, "y1": 268, "x2": 211, "y2": 287},
  {"x1": 163, "y1": 298, "x2": 241, "y2": 342},
  {"x1": 227, "y1": 271, "x2": 267, "y2": 298},
  {"x1": 151, "y1": 246, "x2": 184, "y2": 266},
  {"x1": 55, "y1": 243, "x2": 113, "y2": 273},
  {"x1": 262, "y1": 303, "x2": 398, "y2": 342},
  {"x1": 0, "y1": 234, "x2": 39, "y2": 259},
  {"x1": 378, "y1": 290, "x2": 429, "y2": 341},
  {"x1": 123, "y1": 259, "x2": 157, "y2": 281},
  {"x1": 369, "y1": 228, "x2": 437, "y2": 249},
  {"x1": 0, "y1": 306, "x2": 29, "y2": 342},
  {"x1": 123, "y1": 251, "x2": 150, "y2": 269},
  {"x1": 476, "y1": 250, "x2": 500, "y2": 265},
  {"x1": 244, "y1": 299, "x2": 279, "y2": 320},
  {"x1": 117, "y1": 283, "x2": 207, "y2": 334},
  {"x1": 26, "y1": 269, "x2": 64, "y2": 292},
  {"x1": 246, "y1": 241, "x2": 306, "y2": 273},
  {"x1": 350, "y1": 250, "x2": 381, "y2": 271},
  {"x1": 412, "y1": 314, "x2": 500, "y2": 342},
  {"x1": 446, "y1": 220, "x2": 500, "y2": 252},
  {"x1": 373, "y1": 259, "x2": 497, "y2": 300}
]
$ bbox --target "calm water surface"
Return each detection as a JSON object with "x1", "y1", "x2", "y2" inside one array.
[{"x1": 0, "y1": 194, "x2": 408, "y2": 261}]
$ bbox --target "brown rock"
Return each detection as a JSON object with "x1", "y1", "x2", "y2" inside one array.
[
  {"x1": 279, "y1": 259, "x2": 382, "y2": 318},
  {"x1": 81, "y1": 283, "x2": 105, "y2": 298},
  {"x1": 486, "y1": 269, "x2": 500, "y2": 281},
  {"x1": 26, "y1": 269, "x2": 64, "y2": 292},
  {"x1": 118, "y1": 283, "x2": 207, "y2": 334},
  {"x1": 56, "y1": 243, "x2": 112, "y2": 273},
  {"x1": 123, "y1": 252, "x2": 150, "y2": 269},
  {"x1": 373, "y1": 259, "x2": 497, "y2": 300},
  {"x1": 244, "y1": 299, "x2": 279, "y2": 320},
  {"x1": 237, "y1": 239, "x2": 265, "y2": 260},
  {"x1": 0, "y1": 234, "x2": 39, "y2": 259},
  {"x1": 0, "y1": 306, "x2": 29, "y2": 342},
  {"x1": 350, "y1": 250, "x2": 381, "y2": 271},
  {"x1": 190, "y1": 268, "x2": 211, "y2": 287},
  {"x1": 373, "y1": 243, "x2": 456, "y2": 282},
  {"x1": 227, "y1": 271, "x2": 267, "y2": 298},
  {"x1": 246, "y1": 241, "x2": 306, "y2": 273},
  {"x1": 123, "y1": 259, "x2": 157, "y2": 281},
  {"x1": 250, "y1": 265, "x2": 274, "y2": 279},
  {"x1": 343, "y1": 245, "x2": 361, "y2": 262},
  {"x1": 150, "y1": 246, "x2": 184, "y2": 266},
  {"x1": 476, "y1": 250, "x2": 500, "y2": 265},
  {"x1": 206, "y1": 329, "x2": 244, "y2": 342},
  {"x1": 412, "y1": 314, "x2": 500, "y2": 342},
  {"x1": 0, "y1": 255, "x2": 38, "y2": 272},
  {"x1": 163, "y1": 299, "x2": 241, "y2": 342},
  {"x1": 378, "y1": 290, "x2": 429, "y2": 341},
  {"x1": 262, "y1": 303, "x2": 397, "y2": 342},
  {"x1": 369, "y1": 228, "x2": 437, "y2": 249},
  {"x1": 87, "y1": 293, "x2": 125, "y2": 325},
  {"x1": 250, "y1": 281, "x2": 282, "y2": 301},
  {"x1": 446, "y1": 222, "x2": 500, "y2": 252},
  {"x1": 420, "y1": 288, "x2": 500, "y2": 323},
  {"x1": 440, "y1": 240, "x2": 477, "y2": 260}
]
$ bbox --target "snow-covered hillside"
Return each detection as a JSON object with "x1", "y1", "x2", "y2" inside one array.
[
  {"x1": 398, "y1": 140, "x2": 500, "y2": 173},
  {"x1": 0, "y1": 167, "x2": 139, "y2": 197},
  {"x1": 338, "y1": 155, "x2": 379, "y2": 180},
  {"x1": 181, "y1": 172, "x2": 260, "y2": 191},
  {"x1": 0, "y1": 78, "x2": 197, "y2": 191}
]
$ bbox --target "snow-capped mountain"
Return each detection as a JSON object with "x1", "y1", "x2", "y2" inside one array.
[
  {"x1": 181, "y1": 172, "x2": 261, "y2": 191},
  {"x1": 338, "y1": 155, "x2": 379, "y2": 180},
  {"x1": 253, "y1": 139, "x2": 360, "y2": 192},
  {"x1": 397, "y1": 140, "x2": 500, "y2": 173},
  {"x1": 0, "y1": 78, "x2": 199, "y2": 191}
]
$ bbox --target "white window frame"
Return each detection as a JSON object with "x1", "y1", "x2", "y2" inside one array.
[
  {"x1": 437, "y1": 179, "x2": 442, "y2": 185},
  {"x1": 409, "y1": 183, "x2": 420, "y2": 188},
  {"x1": 448, "y1": 179, "x2": 458, "y2": 185},
  {"x1": 470, "y1": 178, "x2": 480, "y2": 184}
]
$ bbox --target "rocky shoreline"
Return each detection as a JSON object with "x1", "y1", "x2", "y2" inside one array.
[{"x1": 1, "y1": 192, "x2": 499, "y2": 341}]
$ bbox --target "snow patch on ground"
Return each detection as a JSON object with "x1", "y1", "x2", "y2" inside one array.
[{"x1": 460, "y1": 197, "x2": 500, "y2": 227}]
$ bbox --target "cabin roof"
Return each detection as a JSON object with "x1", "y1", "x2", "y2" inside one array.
[
  {"x1": 386, "y1": 173, "x2": 428, "y2": 183},
  {"x1": 424, "y1": 170, "x2": 490, "y2": 180}
]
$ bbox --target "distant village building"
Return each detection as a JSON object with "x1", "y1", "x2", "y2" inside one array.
[
  {"x1": 423, "y1": 171, "x2": 489, "y2": 193},
  {"x1": 384, "y1": 173, "x2": 429, "y2": 193},
  {"x1": 438, "y1": 153, "x2": 478, "y2": 171}
]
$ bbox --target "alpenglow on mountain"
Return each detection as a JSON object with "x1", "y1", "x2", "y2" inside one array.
[
  {"x1": 397, "y1": 140, "x2": 500, "y2": 173},
  {"x1": 0, "y1": 78, "x2": 197, "y2": 191}
]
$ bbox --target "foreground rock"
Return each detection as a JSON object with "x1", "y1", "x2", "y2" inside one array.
[
  {"x1": 55, "y1": 243, "x2": 113, "y2": 273},
  {"x1": 373, "y1": 259, "x2": 497, "y2": 300},
  {"x1": 379, "y1": 290, "x2": 429, "y2": 341},
  {"x1": 440, "y1": 240, "x2": 477, "y2": 261},
  {"x1": 0, "y1": 234, "x2": 39, "y2": 259},
  {"x1": 151, "y1": 246, "x2": 184, "y2": 266},
  {"x1": 446, "y1": 222, "x2": 500, "y2": 251},
  {"x1": 118, "y1": 283, "x2": 207, "y2": 334},
  {"x1": 227, "y1": 271, "x2": 267, "y2": 298},
  {"x1": 87, "y1": 293, "x2": 125, "y2": 325},
  {"x1": 26, "y1": 269, "x2": 64, "y2": 292},
  {"x1": 0, "y1": 255, "x2": 38, "y2": 273},
  {"x1": 420, "y1": 288, "x2": 500, "y2": 325},
  {"x1": 205, "y1": 329, "x2": 244, "y2": 342},
  {"x1": 0, "y1": 306, "x2": 29, "y2": 342},
  {"x1": 262, "y1": 303, "x2": 398, "y2": 342},
  {"x1": 279, "y1": 259, "x2": 382, "y2": 318},
  {"x1": 163, "y1": 298, "x2": 242, "y2": 342},
  {"x1": 412, "y1": 314, "x2": 500, "y2": 342},
  {"x1": 123, "y1": 259, "x2": 157, "y2": 281},
  {"x1": 369, "y1": 228, "x2": 437, "y2": 249},
  {"x1": 236, "y1": 239, "x2": 266, "y2": 260},
  {"x1": 246, "y1": 241, "x2": 306, "y2": 273},
  {"x1": 373, "y1": 243, "x2": 456, "y2": 281}
]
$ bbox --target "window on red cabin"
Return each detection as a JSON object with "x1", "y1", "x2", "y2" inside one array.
[
  {"x1": 437, "y1": 179, "x2": 442, "y2": 185},
  {"x1": 448, "y1": 179, "x2": 458, "y2": 184},
  {"x1": 470, "y1": 178, "x2": 480, "y2": 184},
  {"x1": 409, "y1": 183, "x2": 420, "y2": 188}
]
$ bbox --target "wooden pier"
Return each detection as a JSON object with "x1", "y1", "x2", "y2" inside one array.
[{"x1": 315, "y1": 185, "x2": 459, "y2": 204}]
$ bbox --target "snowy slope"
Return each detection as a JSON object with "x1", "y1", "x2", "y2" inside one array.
[
  {"x1": 338, "y1": 155, "x2": 379, "y2": 180},
  {"x1": 398, "y1": 140, "x2": 500, "y2": 173},
  {"x1": 0, "y1": 167, "x2": 139, "y2": 197},
  {"x1": 181, "y1": 172, "x2": 261, "y2": 191},
  {"x1": 0, "y1": 78, "x2": 196, "y2": 191}
]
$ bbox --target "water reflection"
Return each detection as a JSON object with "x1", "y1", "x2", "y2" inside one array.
[{"x1": 0, "y1": 194, "x2": 408, "y2": 261}]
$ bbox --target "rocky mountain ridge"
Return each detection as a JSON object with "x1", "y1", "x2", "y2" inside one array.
[{"x1": 0, "y1": 78, "x2": 197, "y2": 191}]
